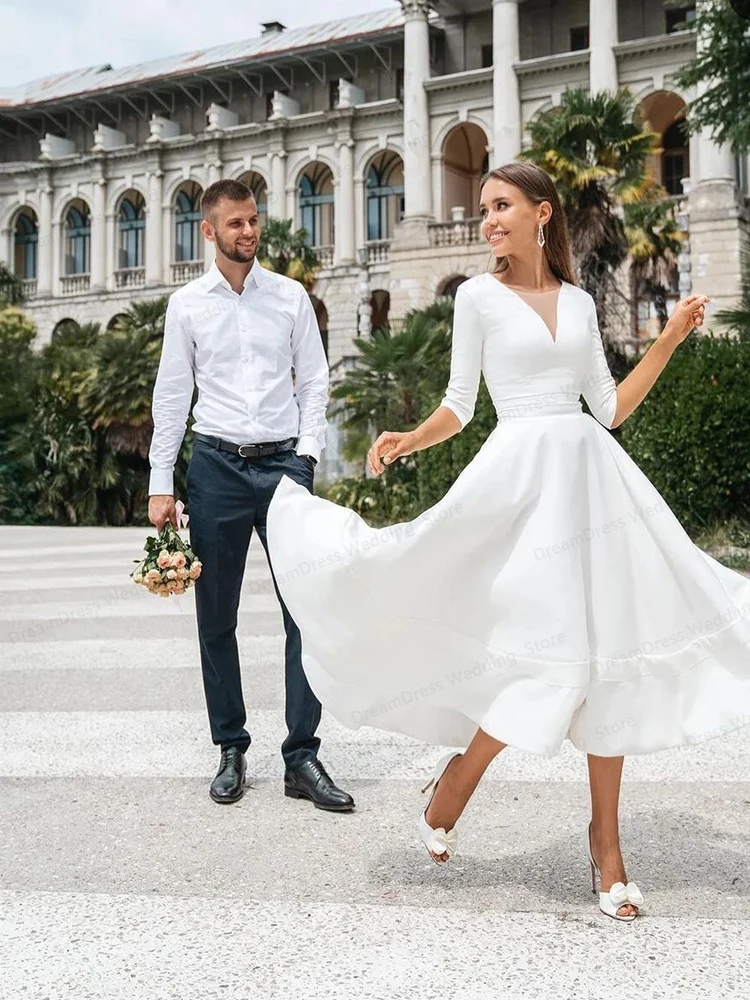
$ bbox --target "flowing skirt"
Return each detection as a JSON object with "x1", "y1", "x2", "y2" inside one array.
[{"x1": 267, "y1": 407, "x2": 750, "y2": 757}]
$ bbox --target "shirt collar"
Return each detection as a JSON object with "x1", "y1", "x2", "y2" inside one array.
[{"x1": 204, "y1": 257, "x2": 265, "y2": 292}]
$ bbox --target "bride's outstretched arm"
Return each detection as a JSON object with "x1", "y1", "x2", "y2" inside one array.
[
  {"x1": 368, "y1": 283, "x2": 482, "y2": 475},
  {"x1": 584, "y1": 294, "x2": 709, "y2": 431}
]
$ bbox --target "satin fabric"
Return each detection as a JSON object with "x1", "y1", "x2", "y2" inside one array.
[{"x1": 266, "y1": 274, "x2": 750, "y2": 756}]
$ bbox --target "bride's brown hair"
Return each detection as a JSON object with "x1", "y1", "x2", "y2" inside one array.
[{"x1": 480, "y1": 161, "x2": 577, "y2": 286}]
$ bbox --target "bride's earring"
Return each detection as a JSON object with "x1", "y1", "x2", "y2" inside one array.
[{"x1": 537, "y1": 223, "x2": 546, "y2": 249}]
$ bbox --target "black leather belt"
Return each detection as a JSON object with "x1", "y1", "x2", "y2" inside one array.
[{"x1": 195, "y1": 432, "x2": 298, "y2": 458}]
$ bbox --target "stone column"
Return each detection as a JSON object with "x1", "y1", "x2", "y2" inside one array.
[
  {"x1": 146, "y1": 167, "x2": 164, "y2": 286},
  {"x1": 90, "y1": 162, "x2": 107, "y2": 292},
  {"x1": 162, "y1": 197, "x2": 172, "y2": 285},
  {"x1": 37, "y1": 172, "x2": 54, "y2": 297},
  {"x1": 589, "y1": 0, "x2": 619, "y2": 93},
  {"x1": 401, "y1": 0, "x2": 432, "y2": 221},
  {"x1": 1, "y1": 227, "x2": 11, "y2": 274},
  {"x1": 335, "y1": 135, "x2": 355, "y2": 264},
  {"x1": 207, "y1": 140, "x2": 223, "y2": 185},
  {"x1": 269, "y1": 148, "x2": 287, "y2": 220},
  {"x1": 491, "y1": 0, "x2": 521, "y2": 165},
  {"x1": 688, "y1": 0, "x2": 745, "y2": 309},
  {"x1": 51, "y1": 218, "x2": 61, "y2": 293},
  {"x1": 105, "y1": 210, "x2": 115, "y2": 291},
  {"x1": 354, "y1": 175, "x2": 365, "y2": 250}
]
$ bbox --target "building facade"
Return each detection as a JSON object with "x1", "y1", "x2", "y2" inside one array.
[{"x1": 0, "y1": 0, "x2": 747, "y2": 363}]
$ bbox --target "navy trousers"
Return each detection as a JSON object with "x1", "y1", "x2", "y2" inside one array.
[{"x1": 186, "y1": 438, "x2": 321, "y2": 770}]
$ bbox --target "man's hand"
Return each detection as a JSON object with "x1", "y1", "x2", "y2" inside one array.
[{"x1": 148, "y1": 495, "x2": 177, "y2": 532}]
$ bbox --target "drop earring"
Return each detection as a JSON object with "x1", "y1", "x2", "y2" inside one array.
[{"x1": 537, "y1": 223, "x2": 546, "y2": 249}]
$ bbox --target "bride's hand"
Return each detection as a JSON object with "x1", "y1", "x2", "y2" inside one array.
[
  {"x1": 367, "y1": 430, "x2": 418, "y2": 475},
  {"x1": 663, "y1": 294, "x2": 710, "y2": 344}
]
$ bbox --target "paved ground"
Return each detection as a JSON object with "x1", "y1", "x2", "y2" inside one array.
[{"x1": 1, "y1": 526, "x2": 749, "y2": 1000}]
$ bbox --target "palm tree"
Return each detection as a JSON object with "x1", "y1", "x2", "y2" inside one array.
[
  {"x1": 109, "y1": 296, "x2": 169, "y2": 339},
  {"x1": 257, "y1": 218, "x2": 321, "y2": 291},
  {"x1": 0, "y1": 262, "x2": 25, "y2": 308},
  {"x1": 523, "y1": 88, "x2": 660, "y2": 340},
  {"x1": 625, "y1": 191, "x2": 685, "y2": 330},
  {"x1": 330, "y1": 299, "x2": 454, "y2": 462},
  {"x1": 78, "y1": 297, "x2": 168, "y2": 458}
]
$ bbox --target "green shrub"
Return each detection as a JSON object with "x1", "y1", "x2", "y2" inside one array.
[
  {"x1": 323, "y1": 471, "x2": 419, "y2": 526},
  {"x1": 414, "y1": 380, "x2": 497, "y2": 509},
  {"x1": 619, "y1": 332, "x2": 750, "y2": 534}
]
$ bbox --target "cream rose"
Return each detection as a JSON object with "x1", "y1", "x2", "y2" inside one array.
[
  {"x1": 156, "y1": 550, "x2": 171, "y2": 569},
  {"x1": 175, "y1": 568, "x2": 189, "y2": 581},
  {"x1": 145, "y1": 569, "x2": 162, "y2": 584},
  {"x1": 170, "y1": 551, "x2": 187, "y2": 569},
  {"x1": 188, "y1": 561, "x2": 203, "y2": 580}
]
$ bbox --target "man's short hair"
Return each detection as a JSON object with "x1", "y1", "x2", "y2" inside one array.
[{"x1": 201, "y1": 179, "x2": 255, "y2": 219}]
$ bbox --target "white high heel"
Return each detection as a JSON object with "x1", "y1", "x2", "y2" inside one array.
[
  {"x1": 418, "y1": 751, "x2": 462, "y2": 863},
  {"x1": 584, "y1": 822, "x2": 643, "y2": 922}
]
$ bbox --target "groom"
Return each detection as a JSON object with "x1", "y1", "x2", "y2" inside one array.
[{"x1": 147, "y1": 178, "x2": 354, "y2": 812}]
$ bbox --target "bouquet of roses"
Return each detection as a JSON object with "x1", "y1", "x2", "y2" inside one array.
[{"x1": 131, "y1": 501, "x2": 203, "y2": 598}]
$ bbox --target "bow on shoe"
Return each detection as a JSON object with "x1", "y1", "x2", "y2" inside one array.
[
  {"x1": 608, "y1": 881, "x2": 643, "y2": 908},
  {"x1": 427, "y1": 826, "x2": 458, "y2": 858}
]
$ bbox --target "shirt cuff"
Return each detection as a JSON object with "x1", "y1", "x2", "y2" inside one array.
[
  {"x1": 149, "y1": 469, "x2": 175, "y2": 496},
  {"x1": 296, "y1": 435, "x2": 321, "y2": 463}
]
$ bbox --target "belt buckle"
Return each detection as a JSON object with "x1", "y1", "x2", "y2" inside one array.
[{"x1": 238, "y1": 443, "x2": 259, "y2": 458}]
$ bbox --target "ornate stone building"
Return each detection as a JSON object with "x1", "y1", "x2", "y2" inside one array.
[{"x1": 0, "y1": 0, "x2": 747, "y2": 363}]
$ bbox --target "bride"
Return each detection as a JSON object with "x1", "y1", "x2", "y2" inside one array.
[{"x1": 267, "y1": 161, "x2": 750, "y2": 922}]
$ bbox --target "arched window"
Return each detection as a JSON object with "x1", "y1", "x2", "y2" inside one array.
[
  {"x1": 64, "y1": 201, "x2": 91, "y2": 275},
  {"x1": 310, "y1": 295, "x2": 329, "y2": 359},
  {"x1": 14, "y1": 209, "x2": 38, "y2": 279},
  {"x1": 366, "y1": 153, "x2": 404, "y2": 241},
  {"x1": 117, "y1": 192, "x2": 145, "y2": 269},
  {"x1": 298, "y1": 165, "x2": 334, "y2": 247},
  {"x1": 174, "y1": 182, "x2": 203, "y2": 262},
  {"x1": 442, "y1": 123, "x2": 490, "y2": 222},
  {"x1": 107, "y1": 313, "x2": 128, "y2": 331},
  {"x1": 439, "y1": 275, "x2": 467, "y2": 300},
  {"x1": 370, "y1": 289, "x2": 390, "y2": 332},
  {"x1": 662, "y1": 120, "x2": 689, "y2": 197}
]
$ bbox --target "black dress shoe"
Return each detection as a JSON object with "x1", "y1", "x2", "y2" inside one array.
[
  {"x1": 284, "y1": 759, "x2": 355, "y2": 812},
  {"x1": 209, "y1": 747, "x2": 247, "y2": 804}
]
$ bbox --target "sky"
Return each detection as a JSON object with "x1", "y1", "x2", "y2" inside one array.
[{"x1": 0, "y1": 0, "x2": 402, "y2": 87}]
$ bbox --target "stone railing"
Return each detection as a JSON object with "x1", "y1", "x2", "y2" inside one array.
[
  {"x1": 60, "y1": 274, "x2": 91, "y2": 296},
  {"x1": 312, "y1": 245, "x2": 334, "y2": 268},
  {"x1": 115, "y1": 267, "x2": 146, "y2": 290},
  {"x1": 171, "y1": 261, "x2": 204, "y2": 285},
  {"x1": 428, "y1": 218, "x2": 483, "y2": 248},
  {"x1": 363, "y1": 240, "x2": 391, "y2": 266},
  {"x1": 21, "y1": 279, "x2": 38, "y2": 299}
]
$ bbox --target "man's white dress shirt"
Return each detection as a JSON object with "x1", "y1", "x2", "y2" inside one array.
[{"x1": 148, "y1": 258, "x2": 329, "y2": 496}]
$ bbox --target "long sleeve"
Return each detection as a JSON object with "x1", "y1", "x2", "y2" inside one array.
[
  {"x1": 582, "y1": 296, "x2": 618, "y2": 429},
  {"x1": 439, "y1": 281, "x2": 483, "y2": 428},
  {"x1": 148, "y1": 294, "x2": 195, "y2": 495},
  {"x1": 291, "y1": 287, "x2": 329, "y2": 461}
]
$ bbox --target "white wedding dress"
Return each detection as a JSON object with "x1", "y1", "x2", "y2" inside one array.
[{"x1": 267, "y1": 273, "x2": 750, "y2": 757}]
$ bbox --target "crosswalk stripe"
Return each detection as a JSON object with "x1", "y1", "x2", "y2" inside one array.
[{"x1": 0, "y1": 708, "x2": 748, "y2": 781}]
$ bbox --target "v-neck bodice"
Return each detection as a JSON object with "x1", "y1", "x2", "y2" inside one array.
[
  {"x1": 438, "y1": 272, "x2": 618, "y2": 430},
  {"x1": 500, "y1": 283, "x2": 562, "y2": 341}
]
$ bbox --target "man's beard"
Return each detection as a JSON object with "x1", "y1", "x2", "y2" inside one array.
[{"x1": 215, "y1": 234, "x2": 256, "y2": 264}]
